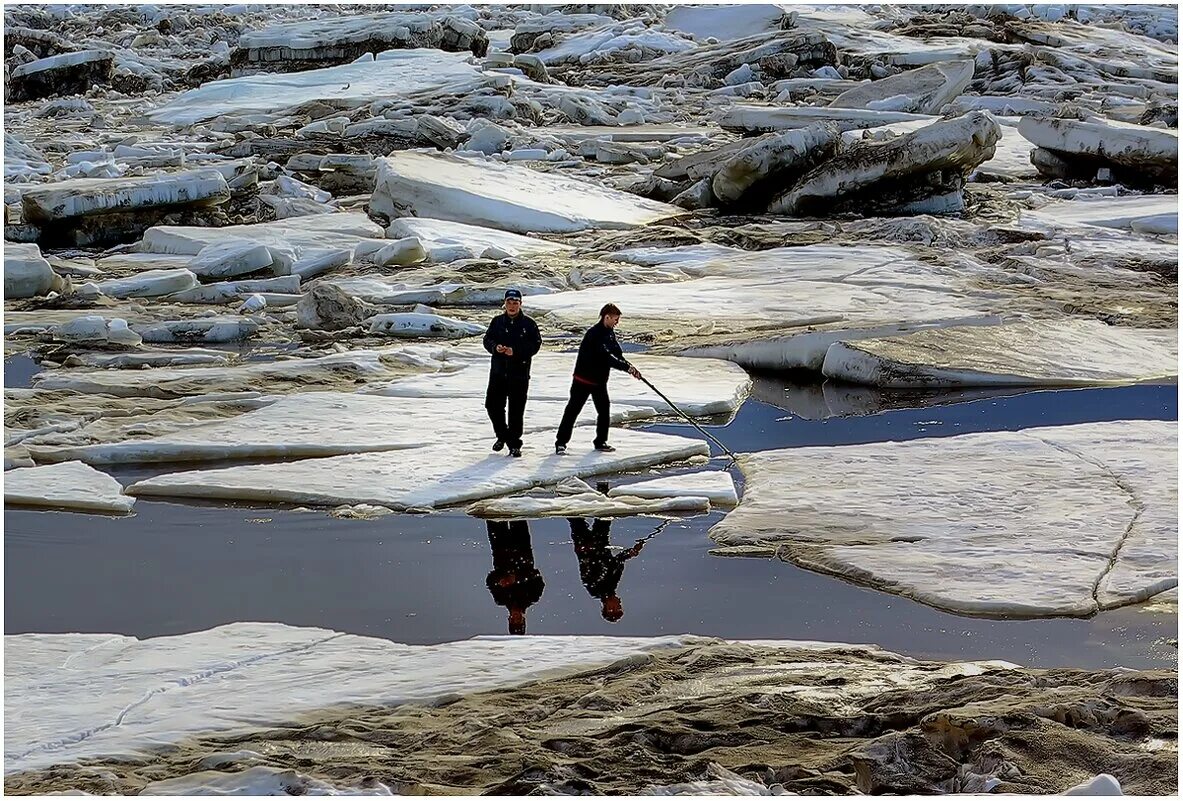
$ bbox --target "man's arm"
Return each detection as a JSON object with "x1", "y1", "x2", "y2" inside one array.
[
  {"x1": 483, "y1": 317, "x2": 501, "y2": 355},
  {"x1": 602, "y1": 330, "x2": 631, "y2": 371},
  {"x1": 521, "y1": 318, "x2": 543, "y2": 359}
]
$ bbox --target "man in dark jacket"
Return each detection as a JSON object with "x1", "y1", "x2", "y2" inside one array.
[
  {"x1": 554, "y1": 303, "x2": 642, "y2": 455},
  {"x1": 483, "y1": 289, "x2": 542, "y2": 458},
  {"x1": 485, "y1": 520, "x2": 545, "y2": 635},
  {"x1": 567, "y1": 517, "x2": 644, "y2": 623}
]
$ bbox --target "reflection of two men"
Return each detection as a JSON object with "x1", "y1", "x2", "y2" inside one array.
[{"x1": 485, "y1": 517, "x2": 646, "y2": 635}]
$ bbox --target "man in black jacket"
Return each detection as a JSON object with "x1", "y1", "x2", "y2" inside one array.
[
  {"x1": 555, "y1": 303, "x2": 642, "y2": 455},
  {"x1": 485, "y1": 520, "x2": 545, "y2": 635},
  {"x1": 483, "y1": 289, "x2": 542, "y2": 458}
]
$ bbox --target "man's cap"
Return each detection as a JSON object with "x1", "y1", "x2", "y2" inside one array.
[{"x1": 504, "y1": 289, "x2": 522, "y2": 300}]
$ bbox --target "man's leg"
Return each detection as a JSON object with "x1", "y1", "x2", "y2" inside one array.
[
  {"x1": 485, "y1": 375, "x2": 509, "y2": 443},
  {"x1": 507, "y1": 378, "x2": 528, "y2": 449},
  {"x1": 556, "y1": 381, "x2": 592, "y2": 447},
  {"x1": 591, "y1": 383, "x2": 611, "y2": 446}
]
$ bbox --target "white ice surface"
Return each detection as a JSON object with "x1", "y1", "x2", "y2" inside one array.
[
  {"x1": 609, "y1": 471, "x2": 738, "y2": 507},
  {"x1": 133, "y1": 317, "x2": 259, "y2": 344},
  {"x1": 820, "y1": 320, "x2": 1179, "y2": 387},
  {"x1": 371, "y1": 151, "x2": 684, "y2": 234},
  {"x1": 1022, "y1": 194, "x2": 1179, "y2": 234},
  {"x1": 4, "y1": 461, "x2": 134, "y2": 515},
  {"x1": 830, "y1": 60, "x2": 974, "y2": 115},
  {"x1": 127, "y1": 428, "x2": 709, "y2": 510},
  {"x1": 187, "y1": 239, "x2": 276, "y2": 279},
  {"x1": 385, "y1": 217, "x2": 572, "y2": 259},
  {"x1": 468, "y1": 491, "x2": 710, "y2": 519},
  {"x1": 365, "y1": 312, "x2": 485, "y2": 338},
  {"x1": 663, "y1": 4, "x2": 790, "y2": 41},
  {"x1": 54, "y1": 315, "x2": 143, "y2": 347},
  {"x1": 4, "y1": 623, "x2": 695, "y2": 773},
  {"x1": 95, "y1": 268, "x2": 199, "y2": 299},
  {"x1": 141, "y1": 213, "x2": 383, "y2": 256},
  {"x1": 26, "y1": 392, "x2": 657, "y2": 466},
  {"x1": 719, "y1": 105, "x2": 933, "y2": 134},
  {"x1": 21, "y1": 169, "x2": 229, "y2": 223},
  {"x1": 712, "y1": 420, "x2": 1178, "y2": 617},
  {"x1": 1017, "y1": 116, "x2": 1178, "y2": 168},
  {"x1": 148, "y1": 50, "x2": 495, "y2": 126},
  {"x1": 143, "y1": 766, "x2": 392, "y2": 796},
  {"x1": 4, "y1": 242, "x2": 56, "y2": 299}
]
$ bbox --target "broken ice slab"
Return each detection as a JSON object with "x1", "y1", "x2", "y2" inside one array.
[
  {"x1": 1021, "y1": 194, "x2": 1179, "y2": 234},
  {"x1": 712, "y1": 420, "x2": 1178, "y2": 618},
  {"x1": 5, "y1": 461, "x2": 134, "y2": 515},
  {"x1": 166, "y1": 276, "x2": 301, "y2": 304},
  {"x1": 385, "y1": 217, "x2": 573, "y2": 261},
  {"x1": 148, "y1": 50, "x2": 497, "y2": 126},
  {"x1": 140, "y1": 212, "x2": 382, "y2": 257},
  {"x1": 663, "y1": 4, "x2": 794, "y2": 42},
  {"x1": 1018, "y1": 116, "x2": 1178, "y2": 183},
  {"x1": 132, "y1": 317, "x2": 260, "y2": 344},
  {"x1": 608, "y1": 471, "x2": 739, "y2": 506},
  {"x1": 95, "y1": 268, "x2": 199, "y2": 299},
  {"x1": 7, "y1": 50, "x2": 114, "y2": 102},
  {"x1": 370, "y1": 151, "x2": 685, "y2": 234},
  {"x1": 829, "y1": 59, "x2": 975, "y2": 114},
  {"x1": 3, "y1": 242, "x2": 59, "y2": 299},
  {"x1": 364, "y1": 349, "x2": 751, "y2": 418},
  {"x1": 821, "y1": 319, "x2": 1179, "y2": 388},
  {"x1": 719, "y1": 104, "x2": 933, "y2": 134},
  {"x1": 127, "y1": 428, "x2": 709, "y2": 510},
  {"x1": 232, "y1": 11, "x2": 488, "y2": 75},
  {"x1": 24, "y1": 392, "x2": 657, "y2": 466},
  {"x1": 365, "y1": 313, "x2": 485, "y2": 338},
  {"x1": 3, "y1": 622, "x2": 692, "y2": 774},
  {"x1": 20, "y1": 169, "x2": 230, "y2": 225},
  {"x1": 467, "y1": 492, "x2": 710, "y2": 519}
]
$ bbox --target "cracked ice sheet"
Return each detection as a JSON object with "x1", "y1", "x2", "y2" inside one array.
[
  {"x1": 711, "y1": 421, "x2": 1177, "y2": 618},
  {"x1": 3, "y1": 623, "x2": 695, "y2": 774},
  {"x1": 529, "y1": 244, "x2": 1001, "y2": 370},
  {"x1": 821, "y1": 319, "x2": 1179, "y2": 388},
  {"x1": 26, "y1": 392, "x2": 657, "y2": 466},
  {"x1": 362, "y1": 348, "x2": 752, "y2": 417},
  {"x1": 147, "y1": 50, "x2": 497, "y2": 126},
  {"x1": 4, "y1": 461, "x2": 134, "y2": 515},
  {"x1": 128, "y1": 428, "x2": 709, "y2": 510}
]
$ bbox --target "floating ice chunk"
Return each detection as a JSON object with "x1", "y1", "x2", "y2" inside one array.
[
  {"x1": 187, "y1": 239, "x2": 275, "y2": 279},
  {"x1": 366, "y1": 312, "x2": 485, "y2": 338},
  {"x1": 148, "y1": 51, "x2": 494, "y2": 126},
  {"x1": 133, "y1": 317, "x2": 259, "y2": 344},
  {"x1": 468, "y1": 492, "x2": 710, "y2": 519},
  {"x1": 4, "y1": 622, "x2": 693, "y2": 773},
  {"x1": 822, "y1": 321, "x2": 1179, "y2": 387},
  {"x1": 26, "y1": 393, "x2": 655, "y2": 466},
  {"x1": 128, "y1": 428, "x2": 709, "y2": 510},
  {"x1": 712, "y1": 420, "x2": 1177, "y2": 617},
  {"x1": 663, "y1": 4, "x2": 792, "y2": 41},
  {"x1": 387, "y1": 217, "x2": 572, "y2": 260},
  {"x1": 95, "y1": 268, "x2": 199, "y2": 299},
  {"x1": 5, "y1": 461, "x2": 133, "y2": 515},
  {"x1": 4, "y1": 242, "x2": 57, "y2": 299},
  {"x1": 370, "y1": 151, "x2": 685, "y2": 234},
  {"x1": 830, "y1": 60, "x2": 974, "y2": 115},
  {"x1": 54, "y1": 316, "x2": 143, "y2": 347},
  {"x1": 21, "y1": 169, "x2": 230, "y2": 224},
  {"x1": 366, "y1": 350, "x2": 751, "y2": 418},
  {"x1": 609, "y1": 471, "x2": 738, "y2": 506},
  {"x1": 143, "y1": 766, "x2": 392, "y2": 796}
]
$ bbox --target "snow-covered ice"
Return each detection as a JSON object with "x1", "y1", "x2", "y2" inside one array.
[
  {"x1": 712, "y1": 420, "x2": 1177, "y2": 617},
  {"x1": 830, "y1": 60, "x2": 975, "y2": 115},
  {"x1": 127, "y1": 428, "x2": 709, "y2": 510},
  {"x1": 94, "y1": 268, "x2": 199, "y2": 299},
  {"x1": 4, "y1": 622, "x2": 694, "y2": 773},
  {"x1": 143, "y1": 766, "x2": 393, "y2": 796},
  {"x1": 21, "y1": 169, "x2": 229, "y2": 224},
  {"x1": 371, "y1": 151, "x2": 685, "y2": 234},
  {"x1": 385, "y1": 217, "x2": 573, "y2": 260},
  {"x1": 663, "y1": 4, "x2": 791, "y2": 42},
  {"x1": 4, "y1": 461, "x2": 134, "y2": 515},
  {"x1": 3, "y1": 242, "x2": 57, "y2": 299},
  {"x1": 468, "y1": 492, "x2": 710, "y2": 519},
  {"x1": 608, "y1": 471, "x2": 739, "y2": 507},
  {"x1": 821, "y1": 320, "x2": 1179, "y2": 387}
]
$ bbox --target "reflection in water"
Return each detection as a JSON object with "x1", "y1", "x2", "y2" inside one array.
[
  {"x1": 485, "y1": 520, "x2": 545, "y2": 635},
  {"x1": 568, "y1": 517, "x2": 646, "y2": 624}
]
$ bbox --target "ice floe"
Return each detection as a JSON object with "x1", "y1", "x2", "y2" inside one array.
[
  {"x1": 128, "y1": 428, "x2": 709, "y2": 510},
  {"x1": 712, "y1": 420, "x2": 1178, "y2": 617},
  {"x1": 143, "y1": 766, "x2": 392, "y2": 796},
  {"x1": 371, "y1": 151, "x2": 685, "y2": 234},
  {"x1": 4, "y1": 461, "x2": 134, "y2": 515},
  {"x1": 820, "y1": 320, "x2": 1179, "y2": 387},
  {"x1": 3, "y1": 242, "x2": 58, "y2": 299},
  {"x1": 21, "y1": 169, "x2": 229, "y2": 225},
  {"x1": 467, "y1": 492, "x2": 710, "y2": 519},
  {"x1": 608, "y1": 471, "x2": 739, "y2": 507},
  {"x1": 830, "y1": 60, "x2": 975, "y2": 114},
  {"x1": 3, "y1": 622, "x2": 694, "y2": 773}
]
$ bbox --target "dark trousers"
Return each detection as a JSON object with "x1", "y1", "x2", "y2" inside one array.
[
  {"x1": 556, "y1": 380, "x2": 610, "y2": 447},
  {"x1": 486, "y1": 374, "x2": 528, "y2": 448}
]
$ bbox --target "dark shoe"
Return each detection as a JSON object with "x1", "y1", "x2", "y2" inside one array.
[
  {"x1": 509, "y1": 447, "x2": 522, "y2": 458},
  {"x1": 492, "y1": 439, "x2": 505, "y2": 452},
  {"x1": 594, "y1": 443, "x2": 616, "y2": 453},
  {"x1": 555, "y1": 444, "x2": 567, "y2": 455}
]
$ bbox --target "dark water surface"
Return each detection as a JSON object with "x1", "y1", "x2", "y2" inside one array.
[{"x1": 4, "y1": 381, "x2": 1177, "y2": 670}]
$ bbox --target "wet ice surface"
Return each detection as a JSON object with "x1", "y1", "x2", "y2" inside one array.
[{"x1": 6, "y1": 383, "x2": 1176, "y2": 670}]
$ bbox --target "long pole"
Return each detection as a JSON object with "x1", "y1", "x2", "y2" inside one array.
[{"x1": 638, "y1": 375, "x2": 739, "y2": 464}]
